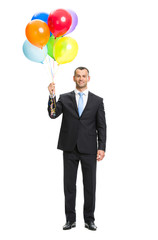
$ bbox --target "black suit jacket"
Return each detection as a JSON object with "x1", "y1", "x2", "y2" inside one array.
[{"x1": 48, "y1": 91, "x2": 106, "y2": 154}]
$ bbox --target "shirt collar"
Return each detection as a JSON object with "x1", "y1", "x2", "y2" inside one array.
[{"x1": 74, "y1": 88, "x2": 88, "y2": 96}]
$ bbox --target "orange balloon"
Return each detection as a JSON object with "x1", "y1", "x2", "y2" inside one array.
[{"x1": 25, "y1": 20, "x2": 50, "y2": 48}]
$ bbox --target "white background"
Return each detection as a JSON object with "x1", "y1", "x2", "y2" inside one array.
[{"x1": 0, "y1": 0, "x2": 158, "y2": 239}]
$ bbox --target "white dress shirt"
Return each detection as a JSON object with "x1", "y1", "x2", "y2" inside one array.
[{"x1": 74, "y1": 88, "x2": 89, "y2": 110}]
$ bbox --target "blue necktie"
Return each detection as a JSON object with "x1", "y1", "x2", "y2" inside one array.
[{"x1": 78, "y1": 92, "x2": 84, "y2": 116}]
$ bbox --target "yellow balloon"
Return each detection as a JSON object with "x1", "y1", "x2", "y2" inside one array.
[{"x1": 53, "y1": 37, "x2": 78, "y2": 64}]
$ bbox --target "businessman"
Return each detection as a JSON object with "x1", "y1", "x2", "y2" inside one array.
[{"x1": 48, "y1": 67, "x2": 106, "y2": 231}]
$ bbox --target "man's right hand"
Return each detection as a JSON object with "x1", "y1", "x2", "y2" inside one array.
[{"x1": 48, "y1": 82, "x2": 55, "y2": 96}]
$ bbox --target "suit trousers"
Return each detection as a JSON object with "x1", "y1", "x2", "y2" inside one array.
[{"x1": 63, "y1": 145, "x2": 97, "y2": 223}]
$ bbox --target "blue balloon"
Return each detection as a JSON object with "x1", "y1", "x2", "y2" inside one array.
[
  {"x1": 31, "y1": 12, "x2": 52, "y2": 36},
  {"x1": 31, "y1": 12, "x2": 49, "y2": 23},
  {"x1": 23, "y1": 40, "x2": 47, "y2": 63}
]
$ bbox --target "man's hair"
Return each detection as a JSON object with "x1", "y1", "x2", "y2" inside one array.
[{"x1": 74, "y1": 67, "x2": 89, "y2": 76}]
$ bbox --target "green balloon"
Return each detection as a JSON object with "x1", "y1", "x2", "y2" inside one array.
[{"x1": 47, "y1": 36, "x2": 61, "y2": 60}]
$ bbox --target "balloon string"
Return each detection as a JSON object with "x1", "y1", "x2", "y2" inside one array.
[
  {"x1": 50, "y1": 58, "x2": 57, "y2": 110},
  {"x1": 43, "y1": 53, "x2": 56, "y2": 111},
  {"x1": 53, "y1": 57, "x2": 55, "y2": 70},
  {"x1": 51, "y1": 63, "x2": 60, "y2": 110},
  {"x1": 43, "y1": 51, "x2": 54, "y2": 82},
  {"x1": 46, "y1": 56, "x2": 60, "y2": 82},
  {"x1": 53, "y1": 63, "x2": 60, "y2": 79},
  {"x1": 48, "y1": 56, "x2": 54, "y2": 81},
  {"x1": 43, "y1": 51, "x2": 59, "y2": 110}
]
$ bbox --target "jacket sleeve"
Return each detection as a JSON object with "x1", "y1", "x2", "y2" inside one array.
[
  {"x1": 96, "y1": 99, "x2": 107, "y2": 151},
  {"x1": 48, "y1": 95, "x2": 63, "y2": 119}
]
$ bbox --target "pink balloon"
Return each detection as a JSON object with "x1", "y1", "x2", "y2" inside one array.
[{"x1": 64, "y1": 9, "x2": 78, "y2": 35}]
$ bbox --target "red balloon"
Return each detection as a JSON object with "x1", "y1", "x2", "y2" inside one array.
[{"x1": 48, "y1": 9, "x2": 72, "y2": 38}]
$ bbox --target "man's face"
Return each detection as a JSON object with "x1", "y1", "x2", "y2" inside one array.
[{"x1": 73, "y1": 69, "x2": 90, "y2": 89}]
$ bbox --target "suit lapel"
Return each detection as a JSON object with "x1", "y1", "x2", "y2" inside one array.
[{"x1": 71, "y1": 91, "x2": 79, "y2": 115}]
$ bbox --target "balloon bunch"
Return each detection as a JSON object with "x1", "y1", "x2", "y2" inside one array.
[{"x1": 23, "y1": 9, "x2": 78, "y2": 81}]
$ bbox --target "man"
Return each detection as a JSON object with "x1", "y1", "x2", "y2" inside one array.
[{"x1": 48, "y1": 67, "x2": 106, "y2": 231}]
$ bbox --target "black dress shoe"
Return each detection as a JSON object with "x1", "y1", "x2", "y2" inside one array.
[
  {"x1": 85, "y1": 221, "x2": 97, "y2": 231},
  {"x1": 63, "y1": 221, "x2": 76, "y2": 230}
]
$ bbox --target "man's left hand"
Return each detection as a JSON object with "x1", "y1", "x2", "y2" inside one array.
[{"x1": 97, "y1": 150, "x2": 105, "y2": 161}]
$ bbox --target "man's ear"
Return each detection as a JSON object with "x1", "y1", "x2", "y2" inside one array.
[{"x1": 88, "y1": 76, "x2": 90, "y2": 82}]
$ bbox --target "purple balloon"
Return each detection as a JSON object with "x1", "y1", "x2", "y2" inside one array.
[{"x1": 65, "y1": 9, "x2": 78, "y2": 35}]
